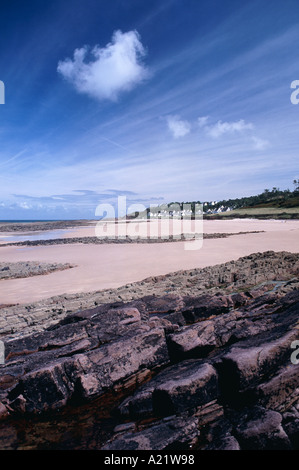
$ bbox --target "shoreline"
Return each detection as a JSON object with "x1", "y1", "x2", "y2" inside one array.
[
  {"x1": 0, "y1": 261, "x2": 74, "y2": 281},
  {"x1": 0, "y1": 230, "x2": 263, "y2": 247},
  {"x1": 0, "y1": 250, "x2": 298, "y2": 450},
  {"x1": 1, "y1": 248, "x2": 298, "y2": 340},
  {"x1": 0, "y1": 218, "x2": 298, "y2": 306},
  {"x1": 0, "y1": 219, "x2": 95, "y2": 232},
  {"x1": 0, "y1": 220, "x2": 298, "y2": 451}
]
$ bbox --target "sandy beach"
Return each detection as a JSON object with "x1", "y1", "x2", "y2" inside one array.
[{"x1": 0, "y1": 218, "x2": 298, "y2": 305}]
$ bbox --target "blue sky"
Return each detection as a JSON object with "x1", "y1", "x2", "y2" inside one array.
[{"x1": 0, "y1": 0, "x2": 299, "y2": 220}]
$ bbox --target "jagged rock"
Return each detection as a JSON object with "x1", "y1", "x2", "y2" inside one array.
[
  {"x1": 181, "y1": 293, "x2": 233, "y2": 324},
  {"x1": 2, "y1": 250, "x2": 299, "y2": 340},
  {"x1": 0, "y1": 402, "x2": 9, "y2": 420},
  {"x1": 256, "y1": 364, "x2": 299, "y2": 411},
  {"x1": 102, "y1": 414, "x2": 199, "y2": 450},
  {"x1": 217, "y1": 436, "x2": 241, "y2": 450},
  {"x1": 206, "y1": 433, "x2": 241, "y2": 450},
  {"x1": 2, "y1": 322, "x2": 170, "y2": 413},
  {"x1": 195, "y1": 400, "x2": 224, "y2": 427},
  {"x1": 167, "y1": 289, "x2": 299, "y2": 363},
  {"x1": 201, "y1": 417, "x2": 239, "y2": 450},
  {"x1": 0, "y1": 261, "x2": 73, "y2": 280},
  {"x1": 167, "y1": 321, "x2": 217, "y2": 361},
  {"x1": 118, "y1": 360, "x2": 218, "y2": 419},
  {"x1": 0, "y1": 251, "x2": 299, "y2": 450},
  {"x1": 234, "y1": 406, "x2": 292, "y2": 450},
  {"x1": 282, "y1": 407, "x2": 299, "y2": 448},
  {"x1": 166, "y1": 306, "x2": 271, "y2": 362},
  {"x1": 216, "y1": 328, "x2": 299, "y2": 403}
]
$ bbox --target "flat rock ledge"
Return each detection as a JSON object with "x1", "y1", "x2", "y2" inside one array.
[
  {"x1": 0, "y1": 231, "x2": 263, "y2": 247},
  {"x1": 0, "y1": 251, "x2": 298, "y2": 450},
  {"x1": 0, "y1": 261, "x2": 74, "y2": 281}
]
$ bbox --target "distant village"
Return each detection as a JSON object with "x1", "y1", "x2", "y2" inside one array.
[
  {"x1": 202, "y1": 201, "x2": 232, "y2": 214},
  {"x1": 130, "y1": 183, "x2": 299, "y2": 220},
  {"x1": 145, "y1": 200, "x2": 232, "y2": 219}
]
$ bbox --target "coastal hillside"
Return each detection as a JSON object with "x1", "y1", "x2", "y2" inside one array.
[
  {"x1": 141, "y1": 182, "x2": 299, "y2": 220},
  {"x1": 203, "y1": 182, "x2": 299, "y2": 218}
]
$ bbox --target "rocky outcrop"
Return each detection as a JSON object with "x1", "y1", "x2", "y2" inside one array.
[
  {"x1": 0, "y1": 220, "x2": 94, "y2": 232},
  {"x1": 102, "y1": 415, "x2": 199, "y2": 451},
  {"x1": 0, "y1": 251, "x2": 298, "y2": 450},
  {"x1": 1, "y1": 250, "x2": 299, "y2": 339},
  {"x1": 0, "y1": 231, "x2": 263, "y2": 247},
  {"x1": 0, "y1": 262, "x2": 74, "y2": 280}
]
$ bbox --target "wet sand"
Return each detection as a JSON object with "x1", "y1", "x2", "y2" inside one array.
[{"x1": 0, "y1": 219, "x2": 298, "y2": 305}]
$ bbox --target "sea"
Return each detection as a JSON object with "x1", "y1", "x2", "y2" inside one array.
[{"x1": 0, "y1": 220, "x2": 67, "y2": 223}]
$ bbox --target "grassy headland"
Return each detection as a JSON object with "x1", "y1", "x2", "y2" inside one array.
[
  {"x1": 203, "y1": 186, "x2": 299, "y2": 219},
  {"x1": 143, "y1": 183, "x2": 299, "y2": 220}
]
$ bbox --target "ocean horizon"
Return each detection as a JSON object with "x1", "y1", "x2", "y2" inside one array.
[{"x1": 0, "y1": 219, "x2": 89, "y2": 223}]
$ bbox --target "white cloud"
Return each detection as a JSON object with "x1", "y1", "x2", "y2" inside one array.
[
  {"x1": 197, "y1": 116, "x2": 209, "y2": 128},
  {"x1": 166, "y1": 114, "x2": 191, "y2": 138},
  {"x1": 19, "y1": 202, "x2": 31, "y2": 210},
  {"x1": 57, "y1": 30, "x2": 149, "y2": 101},
  {"x1": 205, "y1": 119, "x2": 254, "y2": 138},
  {"x1": 251, "y1": 136, "x2": 270, "y2": 150}
]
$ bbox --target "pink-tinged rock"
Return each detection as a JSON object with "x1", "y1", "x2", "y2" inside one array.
[{"x1": 117, "y1": 308, "x2": 141, "y2": 325}]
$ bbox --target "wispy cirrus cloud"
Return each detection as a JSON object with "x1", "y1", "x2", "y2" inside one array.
[
  {"x1": 197, "y1": 116, "x2": 209, "y2": 128},
  {"x1": 2, "y1": 1, "x2": 297, "y2": 221},
  {"x1": 251, "y1": 136, "x2": 270, "y2": 150},
  {"x1": 166, "y1": 115, "x2": 266, "y2": 149},
  {"x1": 0, "y1": 189, "x2": 140, "y2": 219},
  {"x1": 57, "y1": 30, "x2": 149, "y2": 101},
  {"x1": 165, "y1": 115, "x2": 254, "y2": 140},
  {"x1": 204, "y1": 119, "x2": 254, "y2": 138},
  {"x1": 12, "y1": 189, "x2": 138, "y2": 206}
]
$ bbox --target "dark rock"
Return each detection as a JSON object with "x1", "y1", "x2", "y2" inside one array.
[
  {"x1": 217, "y1": 435, "x2": 241, "y2": 450},
  {"x1": 282, "y1": 408, "x2": 299, "y2": 449},
  {"x1": 118, "y1": 360, "x2": 219, "y2": 419},
  {"x1": 181, "y1": 293, "x2": 232, "y2": 323},
  {"x1": 167, "y1": 321, "x2": 217, "y2": 361},
  {"x1": 0, "y1": 402, "x2": 9, "y2": 420},
  {"x1": 216, "y1": 328, "x2": 299, "y2": 404},
  {"x1": 0, "y1": 251, "x2": 299, "y2": 450},
  {"x1": 201, "y1": 416, "x2": 238, "y2": 450},
  {"x1": 256, "y1": 364, "x2": 299, "y2": 411},
  {"x1": 234, "y1": 406, "x2": 292, "y2": 450},
  {"x1": 102, "y1": 414, "x2": 199, "y2": 450},
  {"x1": 230, "y1": 291, "x2": 252, "y2": 307},
  {"x1": 3, "y1": 322, "x2": 170, "y2": 413}
]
